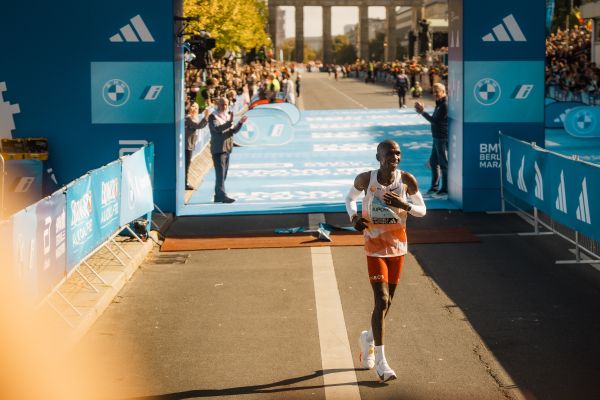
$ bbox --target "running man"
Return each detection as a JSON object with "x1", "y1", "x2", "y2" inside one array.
[{"x1": 345, "y1": 139, "x2": 426, "y2": 382}]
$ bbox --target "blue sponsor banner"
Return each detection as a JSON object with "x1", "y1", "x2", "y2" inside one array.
[
  {"x1": 501, "y1": 134, "x2": 600, "y2": 242},
  {"x1": 3, "y1": 159, "x2": 43, "y2": 217},
  {"x1": 501, "y1": 135, "x2": 548, "y2": 209},
  {"x1": 564, "y1": 106, "x2": 600, "y2": 138},
  {"x1": 66, "y1": 175, "x2": 97, "y2": 271},
  {"x1": 546, "y1": 154, "x2": 600, "y2": 241},
  {"x1": 464, "y1": 123, "x2": 543, "y2": 188},
  {"x1": 91, "y1": 62, "x2": 174, "y2": 124},
  {"x1": 254, "y1": 103, "x2": 302, "y2": 125},
  {"x1": 12, "y1": 205, "x2": 39, "y2": 302},
  {"x1": 35, "y1": 190, "x2": 67, "y2": 300},
  {"x1": 463, "y1": 0, "x2": 546, "y2": 61},
  {"x1": 464, "y1": 61, "x2": 544, "y2": 123},
  {"x1": 545, "y1": 101, "x2": 586, "y2": 129},
  {"x1": 448, "y1": 61, "x2": 463, "y2": 121},
  {"x1": 448, "y1": 0, "x2": 463, "y2": 62},
  {"x1": 120, "y1": 146, "x2": 154, "y2": 226},
  {"x1": 235, "y1": 108, "x2": 294, "y2": 147},
  {"x1": 90, "y1": 161, "x2": 121, "y2": 241}
]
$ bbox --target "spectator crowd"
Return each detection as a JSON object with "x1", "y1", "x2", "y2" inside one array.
[
  {"x1": 184, "y1": 59, "x2": 299, "y2": 115},
  {"x1": 546, "y1": 24, "x2": 600, "y2": 105}
]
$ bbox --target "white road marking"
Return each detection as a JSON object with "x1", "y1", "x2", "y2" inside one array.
[
  {"x1": 310, "y1": 211, "x2": 361, "y2": 400},
  {"x1": 320, "y1": 79, "x2": 368, "y2": 110},
  {"x1": 311, "y1": 247, "x2": 361, "y2": 400}
]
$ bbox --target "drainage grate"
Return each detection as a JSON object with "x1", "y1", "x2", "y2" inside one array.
[{"x1": 147, "y1": 254, "x2": 190, "y2": 265}]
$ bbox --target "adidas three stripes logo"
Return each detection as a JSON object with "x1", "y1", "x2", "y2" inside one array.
[
  {"x1": 482, "y1": 14, "x2": 526, "y2": 42},
  {"x1": 110, "y1": 15, "x2": 155, "y2": 43}
]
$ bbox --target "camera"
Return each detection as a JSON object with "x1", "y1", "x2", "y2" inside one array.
[{"x1": 186, "y1": 34, "x2": 216, "y2": 69}]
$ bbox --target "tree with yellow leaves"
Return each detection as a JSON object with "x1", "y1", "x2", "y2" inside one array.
[{"x1": 183, "y1": 0, "x2": 270, "y2": 54}]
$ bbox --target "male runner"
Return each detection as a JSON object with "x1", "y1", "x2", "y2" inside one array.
[{"x1": 345, "y1": 140, "x2": 426, "y2": 382}]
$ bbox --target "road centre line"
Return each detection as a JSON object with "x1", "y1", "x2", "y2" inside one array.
[
  {"x1": 320, "y1": 78, "x2": 368, "y2": 110},
  {"x1": 311, "y1": 244, "x2": 361, "y2": 400}
]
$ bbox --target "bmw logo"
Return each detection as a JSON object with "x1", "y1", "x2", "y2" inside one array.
[
  {"x1": 238, "y1": 122, "x2": 259, "y2": 144},
  {"x1": 473, "y1": 78, "x2": 501, "y2": 106},
  {"x1": 102, "y1": 79, "x2": 130, "y2": 107},
  {"x1": 566, "y1": 109, "x2": 598, "y2": 136}
]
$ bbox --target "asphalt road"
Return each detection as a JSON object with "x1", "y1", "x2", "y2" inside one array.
[{"x1": 79, "y1": 72, "x2": 600, "y2": 400}]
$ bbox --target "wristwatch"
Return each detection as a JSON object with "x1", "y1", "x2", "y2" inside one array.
[{"x1": 406, "y1": 204, "x2": 412, "y2": 212}]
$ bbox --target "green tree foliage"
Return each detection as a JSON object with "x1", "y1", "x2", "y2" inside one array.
[
  {"x1": 281, "y1": 38, "x2": 296, "y2": 61},
  {"x1": 332, "y1": 35, "x2": 357, "y2": 65},
  {"x1": 183, "y1": 0, "x2": 269, "y2": 53}
]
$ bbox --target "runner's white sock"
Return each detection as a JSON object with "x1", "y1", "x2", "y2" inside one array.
[
  {"x1": 375, "y1": 345, "x2": 386, "y2": 364},
  {"x1": 367, "y1": 328, "x2": 374, "y2": 343}
]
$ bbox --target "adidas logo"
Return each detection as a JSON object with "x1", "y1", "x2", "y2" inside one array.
[
  {"x1": 555, "y1": 170, "x2": 567, "y2": 213},
  {"x1": 576, "y1": 178, "x2": 591, "y2": 224},
  {"x1": 482, "y1": 14, "x2": 526, "y2": 42},
  {"x1": 450, "y1": 30, "x2": 460, "y2": 48},
  {"x1": 517, "y1": 156, "x2": 527, "y2": 192},
  {"x1": 534, "y1": 161, "x2": 543, "y2": 200},
  {"x1": 506, "y1": 149, "x2": 513, "y2": 184},
  {"x1": 110, "y1": 15, "x2": 155, "y2": 43}
]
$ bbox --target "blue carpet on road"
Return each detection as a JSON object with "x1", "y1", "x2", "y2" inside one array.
[
  {"x1": 182, "y1": 108, "x2": 600, "y2": 216},
  {"x1": 183, "y1": 108, "x2": 454, "y2": 216}
]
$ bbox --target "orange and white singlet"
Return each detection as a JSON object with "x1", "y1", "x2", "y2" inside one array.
[{"x1": 361, "y1": 170, "x2": 408, "y2": 257}]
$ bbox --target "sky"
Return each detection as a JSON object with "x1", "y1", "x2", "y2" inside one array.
[{"x1": 279, "y1": 6, "x2": 386, "y2": 38}]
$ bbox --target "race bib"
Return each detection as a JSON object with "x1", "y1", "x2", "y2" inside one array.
[{"x1": 369, "y1": 196, "x2": 400, "y2": 224}]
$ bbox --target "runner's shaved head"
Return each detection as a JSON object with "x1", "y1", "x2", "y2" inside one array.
[{"x1": 377, "y1": 140, "x2": 400, "y2": 154}]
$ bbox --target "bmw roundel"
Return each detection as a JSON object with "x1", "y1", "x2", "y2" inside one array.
[
  {"x1": 102, "y1": 79, "x2": 130, "y2": 107},
  {"x1": 473, "y1": 78, "x2": 501, "y2": 106},
  {"x1": 565, "y1": 108, "x2": 599, "y2": 137}
]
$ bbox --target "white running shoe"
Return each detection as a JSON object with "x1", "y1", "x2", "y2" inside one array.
[
  {"x1": 358, "y1": 331, "x2": 375, "y2": 369},
  {"x1": 375, "y1": 358, "x2": 397, "y2": 382}
]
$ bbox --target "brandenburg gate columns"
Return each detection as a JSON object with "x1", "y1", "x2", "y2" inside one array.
[
  {"x1": 269, "y1": 6, "x2": 278, "y2": 59},
  {"x1": 295, "y1": 5, "x2": 304, "y2": 62},
  {"x1": 323, "y1": 5, "x2": 333, "y2": 64},
  {"x1": 385, "y1": 5, "x2": 397, "y2": 61},
  {"x1": 359, "y1": 4, "x2": 369, "y2": 60}
]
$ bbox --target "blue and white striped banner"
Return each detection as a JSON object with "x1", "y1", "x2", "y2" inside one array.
[{"x1": 501, "y1": 134, "x2": 600, "y2": 242}]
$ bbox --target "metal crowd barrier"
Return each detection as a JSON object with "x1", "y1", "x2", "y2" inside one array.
[{"x1": 499, "y1": 134, "x2": 600, "y2": 265}]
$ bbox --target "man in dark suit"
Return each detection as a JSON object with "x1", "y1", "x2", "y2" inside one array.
[
  {"x1": 415, "y1": 83, "x2": 448, "y2": 197},
  {"x1": 208, "y1": 97, "x2": 248, "y2": 203}
]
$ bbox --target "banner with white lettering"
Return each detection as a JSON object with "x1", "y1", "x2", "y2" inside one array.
[
  {"x1": 35, "y1": 191, "x2": 67, "y2": 300},
  {"x1": 66, "y1": 175, "x2": 97, "y2": 271},
  {"x1": 90, "y1": 161, "x2": 121, "y2": 241},
  {"x1": 120, "y1": 146, "x2": 153, "y2": 226}
]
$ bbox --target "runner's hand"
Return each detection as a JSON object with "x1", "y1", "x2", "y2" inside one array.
[
  {"x1": 383, "y1": 192, "x2": 410, "y2": 210},
  {"x1": 351, "y1": 215, "x2": 370, "y2": 232}
]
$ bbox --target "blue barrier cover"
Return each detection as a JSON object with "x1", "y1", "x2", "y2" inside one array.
[
  {"x1": 234, "y1": 108, "x2": 294, "y2": 147},
  {"x1": 254, "y1": 103, "x2": 301, "y2": 125},
  {"x1": 91, "y1": 161, "x2": 121, "y2": 242},
  {"x1": 545, "y1": 101, "x2": 585, "y2": 129},
  {"x1": 66, "y1": 175, "x2": 98, "y2": 271},
  {"x1": 35, "y1": 191, "x2": 67, "y2": 300},
  {"x1": 11, "y1": 205, "x2": 39, "y2": 302},
  {"x1": 501, "y1": 134, "x2": 600, "y2": 242},
  {"x1": 120, "y1": 146, "x2": 154, "y2": 226},
  {"x1": 564, "y1": 106, "x2": 600, "y2": 138}
]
